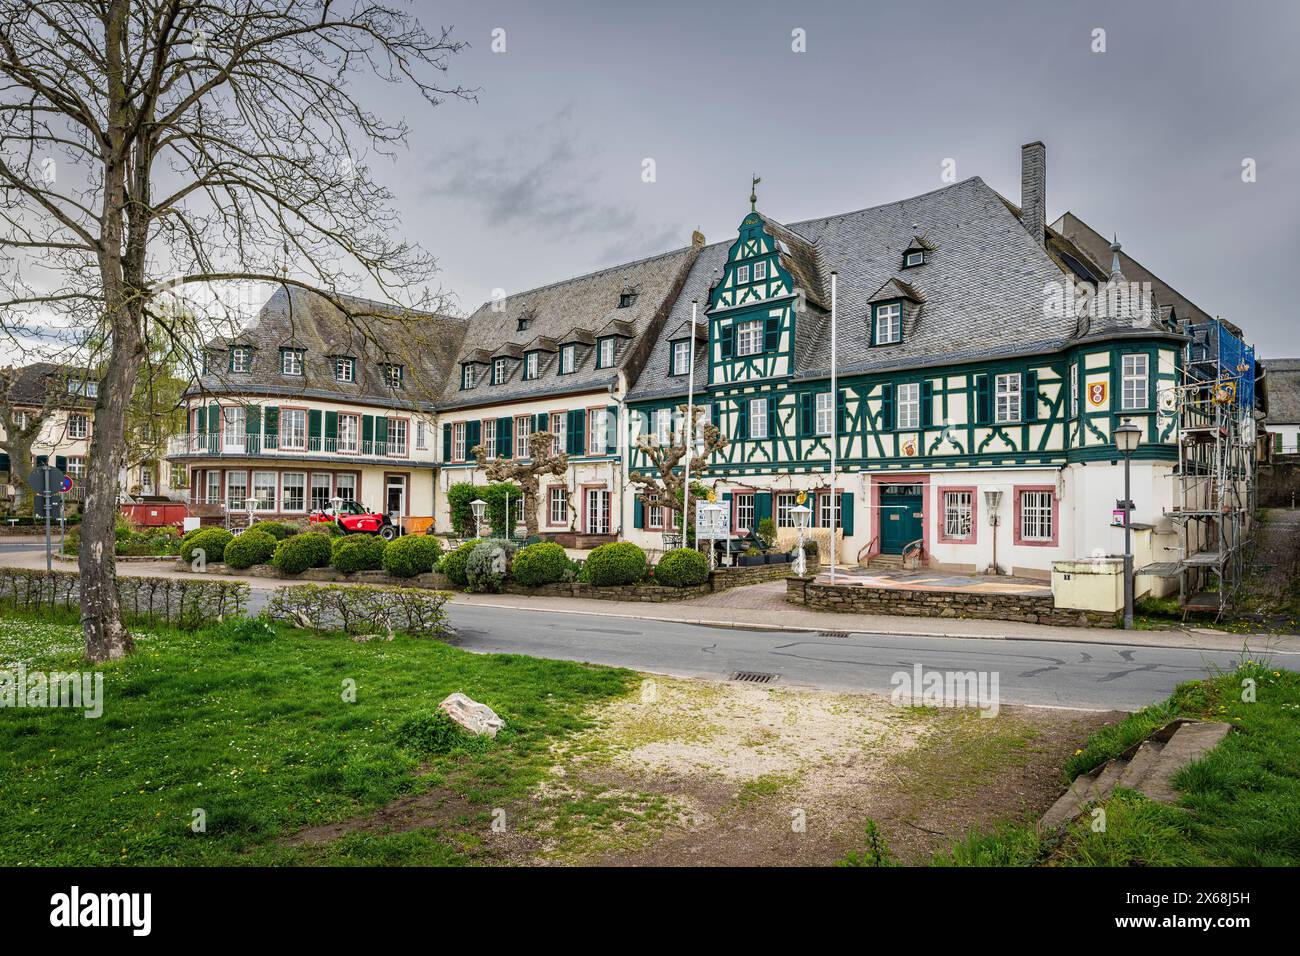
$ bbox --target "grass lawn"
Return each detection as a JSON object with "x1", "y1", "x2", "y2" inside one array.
[
  {"x1": 934, "y1": 659, "x2": 1300, "y2": 866},
  {"x1": 0, "y1": 611, "x2": 633, "y2": 866}
]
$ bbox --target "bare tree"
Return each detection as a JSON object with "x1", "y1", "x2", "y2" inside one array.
[
  {"x1": 0, "y1": 363, "x2": 82, "y2": 506},
  {"x1": 628, "y1": 404, "x2": 727, "y2": 519},
  {"x1": 0, "y1": 0, "x2": 471, "y2": 660},
  {"x1": 470, "y1": 431, "x2": 568, "y2": 538}
]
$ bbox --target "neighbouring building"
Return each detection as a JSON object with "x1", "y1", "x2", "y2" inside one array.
[
  {"x1": 0, "y1": 363, "x2": 98, "y2": 505},
  {"x1": 1263, "y1": 359, "x2": 1300, "y2": 454}
]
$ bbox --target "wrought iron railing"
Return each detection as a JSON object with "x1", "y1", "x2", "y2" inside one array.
[{"x1": 167, "y1": 433, "x2": 407, "y2": 459}]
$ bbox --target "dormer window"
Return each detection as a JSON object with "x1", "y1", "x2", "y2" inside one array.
[
  {"x1": 596, "y1": 337, "x2": 616, "y2": 369},
  {"x1": 560, "y1": 344, "x2": 576, "y2": 375},
  {"x1": 67, "y1": 379, "x2": 98, "y2": 398},
  {"x1": 618, "y1": 291, "x2": 637, "y2": 308},
  {"x1": 230, "y1": 346, "x2": 251, "y2": 373},
  {"x1": 903, "y1": 250, "x2": 925, "y2": 268},
  {"x1": 334, "y1": 357, "x2": 355, "y2": 383},
  {"x1": 671, "y1": 340, "x2": 692, "y2": 376},
  {"x1": 736, "y1": 264, "x2": 750, "y2": 284},
  {"x1": 873, "y1": 303, "x2": 902, "y2": 345},
  {"x1": 281, "y1": 347, "x2": 304, "y2": 375},
  {"x1": 523, "y1": 351, "x2": 539, "y2": 380},
  {"x1": 517, "y1": 316, "x2": 530, "y2": 331},
  {"x1": 461, "y1": 364, "x2": 477, "y2": 389},
  {"x1": 382, "y1": 363, "x2": 404, "y2": 389},
  {"x1": 752, "y1": 261, "x2": 768, "y2": 281},
  {"x1": 492, "y1": 357, "x2": 509, "y2": 385}
]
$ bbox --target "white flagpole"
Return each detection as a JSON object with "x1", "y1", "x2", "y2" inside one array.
[
  {"x1": 829, "y1": 272, "x2": 838, "y2": 584},
  {"x1": 682, "y1": 298, "x2": 697, "y2": 544}
]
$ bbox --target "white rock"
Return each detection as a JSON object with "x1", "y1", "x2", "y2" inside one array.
[{"x1": 438, "y1": 692, "x2": 505, "y2": 737}]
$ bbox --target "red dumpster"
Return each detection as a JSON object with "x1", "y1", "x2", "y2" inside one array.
[{"x1": 120, "y1": 502, "x2": 188, "y2": 530}]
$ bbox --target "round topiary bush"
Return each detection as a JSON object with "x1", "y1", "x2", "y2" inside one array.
[
  {"x1": 585, "y1": 541, "x2": 647, "y2": 587},
  {"x1": 512, "y1": 541, "x2": 571, "y2": 587},
  {"x1": 251, "y1": 521, "x2": 294, "y2": 541},
  {"x1": 331, "y1": 534, "x2": 388, "y2": 573},
  {"x1": 382, "y1": 534, "x2": 443, "y2": 578},
  {"x1": 223, "y1": 529, "x2": 278, "y2": 569},
  {"x1": 465, "y1": 539, "x2": 517, "y2": 593},
  {"x1": 180, "y1": 527, "x2": 233, "y2": 564},
  {"x1": 272, "y1": 531, "x2": 333, "y2": 574},
  {"x1": 438, "y1": 539, "x2": 479, "y2": 587},
  {"x1": 654, "y1": 548, "x2": 709, "y2": 588}
]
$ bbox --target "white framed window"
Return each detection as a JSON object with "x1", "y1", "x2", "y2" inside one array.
[
  {"x1": 252, "y1": 471, "x2": 277, "y2": 511},
  {"x1": 338, "y1": 414, "x2": 359, "y2": 453},
  {"x1": 334, "y1": 357, "x2": 355, "y2": 383},
  {"x1": 735, "y1": 493, "x2": 755, "y2": 530},
  {"x1": 736, "y1": 319, "x2": 763, "y2": 356},
  {"x1": 1122, "y1": 354, "x2": 1149, "y2": 410},
  {"x1": 452, "y1": 422, "x2": 466, "y2": 461},
  {"x1": 281, "y1": 348, "x2": 304, "y2": 375},
  {"x1": 648, "y1": 502, "x2": 665, "y2": 529},
  {"x1": 598, "y1": 338, "x2": 616, "y2": 368},
  {"x1": 281, "y1": 408, "x2": 306, "y2": 450},
  {"x1": 225, "y1": 471, "x2": 248, "y2": 511},
  {"x1": 388, "y1": 419, "x2": 408, "y2": 456},
  {"x1": 382, "y1": 363, "x2": 403, "y2": 388},
  {"x1": 560, "y1": 345, "x2": 576, "y2": 374},
  {"x1": 1070, "y1": 362, "x2": 1079, "y2": 418},
  {"x1": 818, "y1": 492, "x2": 842, "y2": 529},
  {"x1": 897, "y1": 383, "x2": 920, "y2": 430},
  {"x1": 205, "y1": 471, "x2": 221, "y2": 505},
  {"x1": 655, "y1": 408, "x2": 672, "y2": 446},
  {"x1": 13, "y1": 410, "x2": 27, "y2": 431},
  {"x1": 672, "y1": 340, "x2": 691, "y2": 376},
  {"x1": 776, "y1": 492, "x2": 799, "y2": 528},
  {"x1": 222, "y1": 406, "x2": 246, "y2": 451},
  {"x1": 752, "y1": 260, "x2": 768, "y2": 281},
  {"x1": 589, "y1": 409, "x2": 608, "y2": 455},
  {"x1": 481, "y1": 418, "x2": 496, "y2": 456},
  {"x1": 525, "y1": 352, "x2": 539, "y2": 379},
  {"x1": 736, "y1": 264, "x2": 750, "y2": 284},
  {"x1": 995, "y1": 373, "x2": 1021, "y2": 424},
  {"x1": 170, "y1": 463, "x2": 187, "y2": 490},
  {"x1": 814, "y1": 392, "x2": 833, "y2": 435},
  {"x1": 462, "y1": 364, "x2": 477, "y2": 389},
  {"x1": 749, "y1": 398, "x2": 768, "y2": 439},
  {"x1": 493, "y1": 357, "x2": 508, "y2": 385},
  {"x1": 875, "y1": 303, "x2": 902, "y2": 344},
  {"x1": 310, "y1": 473, "x2": 332, "y2": 511},
  {"x1": 548, "y1": 486, "x2": 568, "y2": 526},
  {"x1": 904, "y1": 250, "x2": 924, "y2": 268},
  {"x1": 281, "y1": 473, "x2": 306, "y2": 512},
  {"x1": 138, "y1": 467, "x2": 155, "y2": 496},
  {"x1": 334, "y1": 473, "x2": 356, "y2": 502},
  {"x1": 231, "y1": 347, "x2": 251, "y2": 372},
  {"x1": 943, "y1": 491, "x2": 973, "y2": 539},
  {"x1": 67, "y1": 413, "x2": 89, "y2": 440},
  {"x1": 550, "y1": 412, "x2": 566, "y2": 455},
  {"x1": 515, "y1": 416, "x2": 531, "y2": 458},
  {"x1": 66, "y1": 456, "x2": 85, "y2": 479},
  {"x1": 416, "y1": 420, "x2": 427, "y2": 449},
  {"x1": 1020, "y1": 490, "x2": 1054, "y2": 542},
  {"x1": 585, "y1": 487, "x2": 610, "y2": 535}
]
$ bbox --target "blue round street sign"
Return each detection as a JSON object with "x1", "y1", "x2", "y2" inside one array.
[{"x1": 60, "y1": 475, "x2": 73, "y2": 494}]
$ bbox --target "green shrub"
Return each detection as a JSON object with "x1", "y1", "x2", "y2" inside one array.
[
  {"x1": 585, "y1": 541, "x2": 647, "y2": 587},
  {"x1": 272, "y1": 532, "x2": 332, "y2": 575},
  {"x1": 446, "y1": 482, "x2": 523, "y2": 537},
  {"x1": 654, "y1": 548, "x2": 709, "y2": 587},
  {"x1": 382, "y1": 535, "x2": 443, "y2": 578},
  {"x1": 223, "y1": 529, "x2": 277, "y2": 569},
  {"x1": 466, "y1": 539, "x2": 517, "y2": 593},
  {"x1": 438, "y1": 539, "x2": 480, "y2": 587},
  {"x1": 756, "y1": 517, "x2": 778, "y2": 550},
  {"x1": 251, "y1": 521, "x2": 294, "y2": 541},
  {"x1": 180, "y1": 527, "x2": 233, "y2": 564},
  {"x1": 394, "y1": 710, "x2": 468, "y2": 755},
  {"x1": 512, "y1": 541, "x2": 571, "y2": 587},
  {"x1": 61, "y1": 527, "x2": 79, "y2": 555},
  {"x1": 331, "y1": 534, "x2": 388, "y2": 573}
]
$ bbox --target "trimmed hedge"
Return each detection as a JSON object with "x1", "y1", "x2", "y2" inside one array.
[
  {"x1": 466, "y1": 539, "x2": 517, "y2": 593},
  {"x1": 266, "y1": 582, "x2": 452, "y2": 639},
  {"x1": 272, "y1": 532, "x2": 333, "y2": 574},
  {"x1": 0, "y1": 567, "x2": 248, "y2": 628},
  {"x1": 223, "y1": 529, "x2": 277, "y2": 569},
  {"x1": 251, "y1": 521, "x2": 294, "y2": 541},
  {"x1": 512, "y1": 541, "x2": 571, "y2": 587},
  {"x1": 331, "y1": 534, "x2": 388, "y2": 574},
  {"x1": 654, "y1": 548, "x2": 709, "y2": 587},
  {"x1": 382, "y1": 535, "x2": 443, "y2": 578},
  {"x1": 180, "y1": 527, "x2": 233, "y2": 564},
  {"x1": 585, "y1": 541, "x2": 647, "y2": 587},
  {"x1": 438, "y1": 539, "x2": 480, "y2": 588}
]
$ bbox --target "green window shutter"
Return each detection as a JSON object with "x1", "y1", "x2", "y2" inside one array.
[
  {"x1": 196, "y1": 406, "x2": 207, "y2": 435},
  {"x1": 633, "y1": 496, "x2": 645, "y2": 529},
  {"x1": 755, "y1": 492, "x2": 773, "y2": 524},
  {"x1": 362, "y1": 415, "x2": 374, "y2": 445},
  {"x1": 324, "y1": 411, "x2": 338, "y2": 443},
  {"x1": 921, "y1": 382, "x2": 934, "y2": 428},
  {"x1": 465, "y1": 420, "x2": 479, "y2": 455},
  {"x1": 534, "y1": 413, "x2": 547, "y2": 435},
  {"x1": 497, "y1": 417, "x2": 512, "y2": 457},
  {"x1": 881, "y1": 384, "x2": 895, "y2": 431},
  {"x1": 263, "y1": 407, "x2": 279, "y2": 437},
  {"x1": 606, "y1": 405, "x2": 619, "y2": 452},
  {"x1": 208, "y1": 404, "x2": 219, "y2": 434},
  {"x1": 799, "y1": 392, "x2": 814, "y2": 434},
  {"x1": 245, "y1": 406, "x2": 261, "y2": 435},
  {"x1": 375, "y1": 416, "x2": 388, "y2": 447},
  {"x1": 766, "y1": 399, "x2": 777, "y2": 439},
  {"x1": 570, "y1": 409, "x2": 585, "y2": 454},
  {"x1": 836, "y1": 389, "x2": 847, "y2": 433},
  {"x1": 975, "y1": 374, "x2": 991, "y2": 425},
  {"x1": 710, "y1": 403, "x2": 720, "y2": 429},
  {"x1": 55, "y1": 455, "x2": 68, "y2": 473},
  {"x1": 763, "y1": 314, "x2": 780, "y2": 352},
  {"x1": 309, "y1": 409, "x2": 322, "y2": 440},
  {"x1": 1024, "y1": 370, "x2": 1039, "y2": 422},
  {"x1": 839, "y1": 492, "x2": 855, "y2": 535},
  {"x1": 869, "y1": 307, "x2": 878, "y2": 346},
  {"x1": 720, "y1": 323, "x2": 735, "y2": 360},
  {"x1": 736, "y1": 400, "x2": 749, "y2": 440},
  {"x1": 442, "y1": 423, "x2": 452, "y2": 461}
]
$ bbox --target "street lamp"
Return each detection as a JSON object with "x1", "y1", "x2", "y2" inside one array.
[
  {"x1": 791, "y1": 504, "x2": 812, "y2": 576},
  {"x1": 1114, "y1": 417, "x2": 1143, "y2": 629},
  {"x1": 470, "y1": 498, "x2": 487, "y2": 538},
  {"x1": 983, "y1": 489, "x2": 1003, "y2": 575}
]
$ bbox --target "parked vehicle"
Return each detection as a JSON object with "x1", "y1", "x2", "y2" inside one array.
[{"x1": 308, "y1": 500, "x2": 400, "y2": 540}]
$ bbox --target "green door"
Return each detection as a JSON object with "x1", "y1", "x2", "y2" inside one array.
[{"x1": 880, "y1": 485, "x2": 924, "y2": 554}]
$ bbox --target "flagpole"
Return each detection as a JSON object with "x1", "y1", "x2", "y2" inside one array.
[
  {"x1": 682, "y1": 298, "x2": 697, "y2": 544},
  {"x1": 829, "y1": 271, "x2": 838, "y2": 584}
]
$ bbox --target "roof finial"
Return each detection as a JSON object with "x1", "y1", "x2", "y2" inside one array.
[
  {"x1": 1109, "y1": 234, "x2": 1123, "y2": 280},
  {"x1": 749, "y1": 174, "x2": 762, "y2": 212}
]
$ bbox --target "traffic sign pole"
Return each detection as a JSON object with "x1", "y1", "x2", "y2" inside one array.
[{"x1": 43, "y1": 467, "x2": 52, "y2": 573}]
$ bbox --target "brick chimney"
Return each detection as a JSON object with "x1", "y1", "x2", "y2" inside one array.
[{"x1": 1020, "y1": 141, "x2": 1046, "y2": 246}]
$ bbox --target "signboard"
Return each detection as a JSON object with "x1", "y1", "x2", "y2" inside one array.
[
  {"x1": 694, "y1": 501, "x2": 730, "y2": 541},
  {"x1": 1087, "y1": 381, "x2": 1107, "y2": 408},
  {"x1": 32, "y1": 465, "x2": 66, "y2": 519}
]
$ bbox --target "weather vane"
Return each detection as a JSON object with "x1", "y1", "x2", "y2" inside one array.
[{"x1": 750, "y1": 174, "x2": 762, "y2": 212}]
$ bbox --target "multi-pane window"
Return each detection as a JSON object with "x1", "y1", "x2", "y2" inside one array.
[
  {"x1": 875, "y1": 303, "x2": 901, "y2": 344},
  {"x1": 585, "y1": 488, "x2": 610, "y2": 535},
  {"x1": 736, "y1": 319, "x2": 763, "y2": 356},
  {"x1": 231, "y1": 347, "x2": 251, "y2": 372},
  {"x1": 648, "y1": 503, "x2": 664, "y2": 529},
  {"x1": 525, "y1": 352, "x2": 539, "y2": 380},
  {"x1": 338, "y1": 414, "x2": 359, "y2": 453},
  {"x1": 735, "y1": 494, "x2": 755, "y2": 530},
  {"x1": 480, "y1": 418, "x2": 496, "y2": 457},
  {"x1": 815, "y1": 392, "x2": 833, "y2": 435},
  {"x1": 1020, "y1": 490, "x2": 1054, "y2": 542},
  {"x1": 281, "y1": 408, "x2": 306, "y2": 449},
  {"x1": 226, "y1": 471, "x2": 248, "y2": 511},
  {"x1": 416, "y1": 420, "x2": 427, "y2": 449},
  {"x1": 548, "y1": 486, "x2": 568, "y2": 526},
  {"x1": 776, "y1": 493, "x2": 799, "y2": 528},
  {"x1": 515, "y1": 416, "x2": 531, "y2": 458},
  {"x1": 334, "y1": 474, "x2": 356, "y2": 502},
  {"x1": 943, "y1": 491, "x2": 973, "y2": 539},
  {"x1": 560, "y1": 345, "x2": 576, "y2": 374},
  {"x1": 493, "y1": 358, "x2": 508, "y2": 385},
  {"x1": 13, "y1": 410, "x2": 27, "y2": 431},
  {"x1": 67, "y1": 413, "x2": 89, "y2": 440},
  {"x1": 66, "y1": 456, "x2": 85, "y2": 479},
  {"x1": 222, "y1": 407, "x2": 246, "y2": 450},
  {"x1": 311, "y1": 474, "x2": 332, "y2": 511},
  {"x1": 655, "y1": 408, "x2": 672, "y2": 446},
  {"x1": 138, "y1": 467, "x2": 155, "y2": 495},
  {"x1": 281, "y1": 348, "x2": 304, "y2": 375},
  {"x1": 252, "y1": 471, "x2": 277, "y2": 511},
  {"x1": 598, "y1": 338, "x2": 616, "y2": 369},
  {"x1": 995, "y1": 373, "x2": 1021, "y2": 424},
  {"x1": 749, "y1": 398, "x2": 768, "y2": 439},
  {"x1": 736, "y1": 264, "x2": 750, "y2": 284},
  {"x1": 462, "y1": 364, "x2": 477, "y2": 389},
  {"x1": 818, "y1": 492, "x2": 842, "y2": 529},
  {"x1": 550, "y1": 412, "x2": 566, "y2": 455},
  {"x1": 205, "y1": 471, "x2": 221, "y2": 505},
  {"x1": 1070, "y1": 362, "x2": 1079, "y2": 418},
  {"x1": 672, "y1": 340, "x2": 691, "y2": 376},
  {"x1": 388, "y1": 419, "x2": 408, "y2": 456},
  {"x1": 897, "y1": 383, "x2": 920, "y2": 430},
  {"x1": 589, "y1": 409, "x2": 608, "y2": 455},
  {"x1": 281, "y1": 473, "x2": 306, "y2": 512},
  {"x1": 170, "y1": 463, "x2": 187, "y2": 490},
  {"x1": 753, "y1": 260, "x2": 768, "y2": 281},
  {"x1": 1122, "y1": 354, "x2": 1149, "y2": 410},
  {"x1": 335, "y1": 357, "x2": 355, "y2": 383},
  {"x1": 382, "y1": 363, "x2": 403, "y2": 388},
  {"x1": 452, "y1": 422, "x2": 466, "y2": 461}
]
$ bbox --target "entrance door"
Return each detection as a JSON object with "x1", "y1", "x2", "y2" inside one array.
[
  {"x1": 880, "y1": 484, "x2": 924, "y2": 554},
  {"x1": 385, "y1": 475, "x2": 407, "y2": 522},
  {"x1": 585, "y1": 488, "x2": 610, "y2": 535}
]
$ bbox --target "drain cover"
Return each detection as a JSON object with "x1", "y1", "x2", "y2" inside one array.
[
  {"x1": 819, "y1": 630, "x2": 849, "y2": 638},
  {"x1": 731, "y1": 671, "x2": 778, "y2": 684}
]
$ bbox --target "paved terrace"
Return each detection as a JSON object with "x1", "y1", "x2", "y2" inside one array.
[{"x1": 813, "y1": 566, "x2": 1052, "y2": 597}]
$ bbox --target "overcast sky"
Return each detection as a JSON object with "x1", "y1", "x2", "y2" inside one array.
[{"x1": 361, "y1": 0, "x2": 1298, "y2": 358}]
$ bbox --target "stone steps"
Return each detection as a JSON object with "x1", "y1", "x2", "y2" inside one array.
[
  {"x1": 1039, "y1": 719, "x2": 1232, "y2": 830},
  {"x1": 863, "y1": 554, "x2": 905, "y2": 570}
]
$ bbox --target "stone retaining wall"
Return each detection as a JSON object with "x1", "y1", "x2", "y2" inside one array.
[
  {"x1": 785, "y1": 576, "x2": 1120, "y2": 628},
  {"x1": 502, "y1": 557, "x2": 818, "y2": 602}
]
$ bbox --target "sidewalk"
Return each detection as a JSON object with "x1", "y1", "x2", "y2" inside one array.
[{"x1": 8, "y1": 548, "x2": 1299, "y2": 655}]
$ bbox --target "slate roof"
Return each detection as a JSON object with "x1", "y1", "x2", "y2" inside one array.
[
  {"x1": 2, "y1": 362, "x2": 96, "y2": 409},
  {"x1": 1265, "y1": 358, "x2": 1300, "y2": 424},
  {"x1": 189, "y1": 286, "x2": 468, "y2": 411},
  {"x1": 631, "y1": 176, "x2": 1173, "y2": 402},
  {"x1": 438, "y1": 240, "x2": 701, "y2": 411}
]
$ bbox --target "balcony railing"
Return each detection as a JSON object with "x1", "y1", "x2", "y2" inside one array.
[{"x1": 167, "y1": 433, "x2": 410, "y2": 460}]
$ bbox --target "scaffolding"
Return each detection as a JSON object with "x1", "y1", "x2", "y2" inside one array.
[{"x1": 1169, "y1": 319, "x2": 1258, "y2": 619}]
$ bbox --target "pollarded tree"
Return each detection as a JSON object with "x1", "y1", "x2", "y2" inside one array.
[
  {"x1": 0, "y1": 0, "x2": 471, "y2": 660},
  {"x1": 628, "y1": 403, "x2": 728, "y2": 523},
  {"x1": 471, "y1": 431, "x2": 568, "y2": 538},
  {"x1": 0, "y1": 362, "x2": 86, "y2": 507}
]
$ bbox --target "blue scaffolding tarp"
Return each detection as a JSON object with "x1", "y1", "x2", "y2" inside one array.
[{"x1": 1215, "y1": 320, "x2": 1255, "y2": 409}]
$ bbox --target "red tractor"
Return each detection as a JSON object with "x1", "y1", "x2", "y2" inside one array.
[{"x1": 308, "y1": 499, "x2": 401, "y2": 541}]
